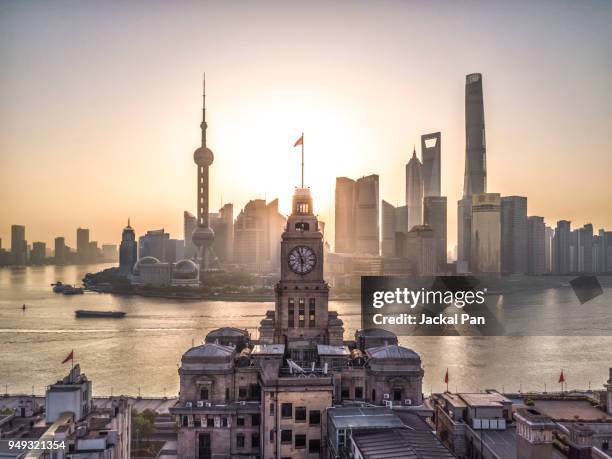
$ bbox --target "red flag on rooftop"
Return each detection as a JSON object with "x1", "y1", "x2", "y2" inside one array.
[
  {"x1": 62, "y1": 350, "x2": 74, "y2": 364},
  {"x1": 444, "y1": 368, "x2": 449, "y2": 385},
  {"x1": 293, "y1": 134, "x2": 303, "y2": 147},
  {"x1": 558, "y1": 370, "x2": 565, "y2": 384}
]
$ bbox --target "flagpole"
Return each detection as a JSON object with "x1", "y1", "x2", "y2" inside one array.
[{"x1": 301, "y1": 132, "x2": 304, "y2": 188}]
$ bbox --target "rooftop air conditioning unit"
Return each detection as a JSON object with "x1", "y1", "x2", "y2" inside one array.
[
  {"x1": 186, "y1": 402, "x2": 193, "y2": 407},
  {"x1": 383, "y1": 393, "x2": 390, "y2": 400},
  {"x1": 197, "y1": 401, "x2": 204, "y2": 407},
  {"x1": 384, "y1": 400, "x2": 392, "y2": 408},
  {"x1": 205, "y1": 402, "x2": 212, "y2": 407},
  {"x1": 405, "y1": 399, "x2": 412, "y2": 406},
  {"x1": 240, "y1": 401, "x2": 246, "y2": 406}
]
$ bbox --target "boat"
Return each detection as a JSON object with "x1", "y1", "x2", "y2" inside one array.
[
  {"x1": 52, "y1": 282, "x2": 68, "y2": 293},
  {"x1": 62, "y1": 286, "x2": 84, "y2": 295},
  {"x1": 75, "y1": 310, "x2": 126, "y2": 318}
]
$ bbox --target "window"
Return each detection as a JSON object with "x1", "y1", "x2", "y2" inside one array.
[
  {"x1": 238, "y1": 386, "x2": 248, "y2": 399},
  {"x1": 269, "y1": 402, "x2": 275, "y2": 416},
  {"x1": 603, "y1": 440, "x2": 609, "y2": 450},
  {"x1": 221, "y1": 417, "x2": 228, "y2": 428},
  {"x1": 309, "y1": 410, "x2": 320, "y2": 425},
  {"x1": 355, "y1": 387, "x2": 363, "y2": 399},
  {"x1": 182, "y1": 416, "x2": 188, "y2": 427},
  {"x1": 194, "y1": 416, "x2": 201, "y2": 427},
  {"x1": 341, "y1": 387, "x2": 350, "y2": 399},
  {"x1": 237, "y1": 433, "x2": 245, "y2": 448},
  {"x1": 338, "y1": 429, "x2": 346, "y2": 447},
  {"x1": 298, "y1": 298, "x2": 305, "y2": 328},
  {"x1": 309, "y1": 299, "x2": 315, "y2": 327},
  {"x1": 269, "y1": 430, "x2": 274, "y2": 443},
  {"x1": 225, "y1": 388, "x2": 230, "y2": 401},
  {"x1": 207, "y1": 417, "x2": 214, "y2": 428},
  {"x1": 295, "y1": 434, "x2": 306, "y2": 449},
  {"x1": 295, "y1": 407, "x2": 306, "y2": 422},
  {"x1": 393, "y1": 388, "x2": 402, "y2": 401},
  {"x1": 281, "y1": 430, "x2": 292, "y2": 444},
  {"x1": 199, "y1": 388, "x2": 209, "y2": 400},
  {"x1": 309, "y1": 439, "x2": 321, "y2": 454},
  {"x1": 237, "y1": 417, "x2": 245, "y2": 427},
  {"x1": 281, "y1": 403, "x2": 292, "y2": 418},
  {"x1": 250, "y1": 383, "x2": 261, "y2": 400},
  {"x1": 252, "y1": 433, "x2": 260, "y2": 448},
  {"x1": 288, "y1": 299, "x2": 295, "y2": 328},
  {"x1": 252, "y1": 413, "x2": 260, "y2": 426},
  {"x1": 371, "y1": 389, "x2": 376, "y2": 401},
  {"x1": 295, "y1": 222, "x2": 309, "y2": 231}
]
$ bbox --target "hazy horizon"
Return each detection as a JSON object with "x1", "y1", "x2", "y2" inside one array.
[{"x1": 1, "y1": 0, "x2": 611, "y2": 251}]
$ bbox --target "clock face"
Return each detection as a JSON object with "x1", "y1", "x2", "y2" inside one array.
[{"x1": 288, "y1": 246, "x2": 316, "y2": 275}]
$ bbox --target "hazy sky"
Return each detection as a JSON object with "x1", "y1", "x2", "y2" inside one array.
[{"x1": 1, "y1": 0, "x2": 611, "y2": 251}]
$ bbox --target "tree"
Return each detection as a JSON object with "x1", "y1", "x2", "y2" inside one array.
[{"x1": 132, "y1": 410, "x2": 155, "y2": 445}]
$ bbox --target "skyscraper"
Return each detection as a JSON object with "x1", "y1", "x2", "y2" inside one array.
[
  {"x1": 183, "y1": 211, "x2": 197, "y2": 260},
  {"x1": 579, "y1": 223, "x2": 594, "y2": 273},
  {"x1": 210, "y1": 203, "x2": 234, "y2": 265},
  {"x1": 10, "y1": 225, "x2": 27, "y2": 266},
  {"x1": 470, "y1": 193, "x2": 501, "y2": 274},
  {"x1": 355, "y1": 174, "x2": 380, "y2": 255},
  {"x1": 76, "y1": 228, "x2": 90, "y2": 263},
  {"x1": 457, "y1": 198, "x2": 472, "y2": 272},
  {"x1": 527, "y1": 216, "x2": 545, "y2": 275},
  {"x1": 381, "y1": 200, "x2": 396, "y2": 257},
  {"x1": 458, "y1": 73, "x2": 487, "y2": 272},
  {"x1": 501, "y1": 196, "x2": 528, "y2": 274},
  {"x1": 334, "y1": 177, "x2": 357, "y2": 253},
  {"x1": 192, "y1": 76, "x2": 215, "y2": 277},
  {"x1": 54, "y1": 237, "x2": 66, "y2": 265},
  {"x1": 544, "y1": 226, "x2": 554, "y2": 273},
  {"x1": 421, "y1": 132, "x2": 441, "y2": 197},
  {"x1": 423, "y1": 196, "x2": 447, "y2": 272},
  {"x1": 464, "y1": 73, "x2": 487, "y2": 196},
  {"x1": 405, "y1": 148, "x2": 423, "y2": 231},
  {"x1": 405, "y1": 225, "x2": 436, "y2": 275},
  {"x1": 119, "y1": 222, "x2": 137, "y2": 275},
  {"x1": 233, "y1": 199, "x2": 286, "y2": 272},
  {"x1": 554, "y1": 220, "x2": 571, "y2": 274},
  {"x1": 139, "y1": 229, "x2": 170, "y2": 261},
  {"x1": 31, "y1": 242, "x2": 46, "y2": 265}
]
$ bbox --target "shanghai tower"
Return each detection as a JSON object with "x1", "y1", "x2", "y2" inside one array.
[
  {"x1": 457, "y1": 73, "x2": 486, "y2": 271},
  {"x1": 463, "y1": 73, "x2": 486, "y2": 196}
]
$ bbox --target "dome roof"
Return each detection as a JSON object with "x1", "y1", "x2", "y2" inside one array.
[
  {"x1": 133, "y1": 256, "x2": 160, "y2": 275},
  {"x1": 173, "y1": 259, "x2": 199, "y2": 279},
  {"x1": 206, "y1": 327, "x2": 249, "y2": 338},
  {"x1": 366, "y1": 345, "x2": 421, "y2": 361},
  {"x1": 183, "y1": 343, "x2": 234, "y2": 359}
]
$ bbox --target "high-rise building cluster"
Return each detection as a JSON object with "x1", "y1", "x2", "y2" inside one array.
[
  {"x1": 0, "y1": 224, "x2": 118, "y2": 267},
  {"x1": 329, "y1": 72, "x2": 611, "y2": 280}
]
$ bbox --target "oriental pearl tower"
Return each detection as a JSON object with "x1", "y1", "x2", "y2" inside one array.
[{"x1": 192, "y1": 75, "x2": 215, "y2": 278}]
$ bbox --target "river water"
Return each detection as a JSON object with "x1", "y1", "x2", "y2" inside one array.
[{"x1": 1, "y1": 264, "x2": 611, "y2": 397}]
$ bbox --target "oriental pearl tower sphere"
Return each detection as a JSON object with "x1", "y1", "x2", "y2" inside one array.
[{"x1": 192, "y1": 75, "x2": 215, "y2": 277}]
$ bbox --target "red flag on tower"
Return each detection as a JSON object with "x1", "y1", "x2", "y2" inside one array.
[
  {"x1": 444, "y1": 369, "x2": 449, "y2": 385},
  {"x1": 293, "y1": 134, "x2": 303, "y2": 147},
  {"x1": 62, "y1": 350, "x2": 74, "y2": 364},
  {"x1": 558, "y1": 370, "x2": 565, "y2": 384}
]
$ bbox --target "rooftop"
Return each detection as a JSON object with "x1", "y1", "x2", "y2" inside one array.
[
  {"x1": 533, "y1": 399, "x2": 612, "y2": 422},
  {"x1": 352, "y1": 427, "x2": 455, "y2": 459},
  {"x1": 328, "y1": 406, "x2": 403, "y2": 429},
  {"x1": 317, "y1": 344, "x2": 350, "y2": 356},
  {"x1": 458, "y1": 391, "x2": 511, "y2": 407},
  {"x1": 251, "y1": 344, "x2": 285, "y2": 355}
]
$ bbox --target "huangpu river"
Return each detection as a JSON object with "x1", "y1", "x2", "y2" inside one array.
[{"x1": 1, "y1": 264, "x2": 611, "y2": 397}]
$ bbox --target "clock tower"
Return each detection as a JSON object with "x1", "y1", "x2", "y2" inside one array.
[{"x1": 259, "y1": 187, "x2": 344, "y2": 362}]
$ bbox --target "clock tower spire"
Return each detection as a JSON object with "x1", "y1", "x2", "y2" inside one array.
[{"x1": 259, "y1": 184, "x2": 344, "y2": 363}]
